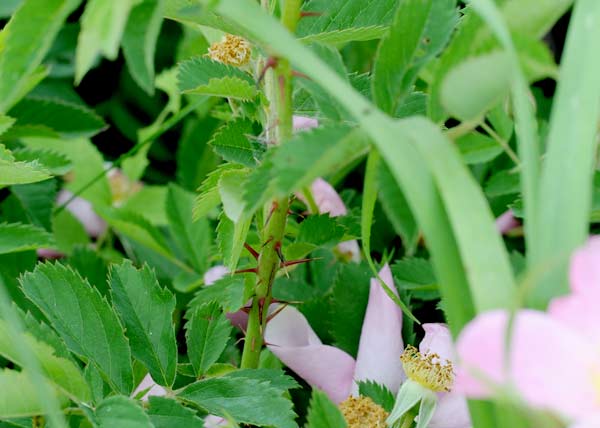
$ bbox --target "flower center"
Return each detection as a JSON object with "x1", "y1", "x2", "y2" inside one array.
[
  {"x1": 208, "y1": 34, "x2": 251, "y2": 66},
  {"x1": 400, "y1": 345, "x2": 454, "y2": 392},
  {"x1": 339, "y1": 396, "x2": 388, "y2": 428}
]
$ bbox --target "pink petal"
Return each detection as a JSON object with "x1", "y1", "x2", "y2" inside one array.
[
  {"x1": 265, "y1": 305, "x2": 356, "y2": 403},
  {"x1": 428, "y1": 392, "x2": 471, "y2": 428},
  {"x1": 203, "y1": 415, "x2": 229, "y2": 427},
  {"x1": 568, "y1": 236, "x2": 600, "y2": 295},
  {"x1": 292, "y1": 115, "x2": 319, "y2": 131},
  {"x1": 132, "y1": 374, "x2": 166, "y2": 402},
  {"x1": 36, "y1": 248, "x2": 64, "y2": 260},
  {"x1": 310, "y1": 178, "x2": 347, "y2": 217},
  {"x1": 353, "y1": 264, "x2": 404, "y2": 394},
  {"x1": 203, "y1": 265, "x2": 229, "y2": 285},
  {"x1": 419, "y1": 323, "x2": 454, "y2": 363},
  {"x1": 495, "y1": 209, "x2": 519, "y2": 235},
  {"x1": 548, "y1": 292, "x2": 600, "y2": 346},
  {"x1": 455, "y1": 310, "x2": 598, "y2": 419},
  {"x1": 57, "y1": 190, "x2": 107, "y2": 238},
  {"x1": 570, "y1": 415, "x2": 600, "y2": 428}
]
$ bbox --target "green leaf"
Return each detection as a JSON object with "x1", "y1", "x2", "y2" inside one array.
[
  {"x1": 94, "y1": 396, "x2": 153, "y2": 428},
  {"x1": 330, "y1": 262, "x2": 371, "y2": 356},
  {"x1": 296, "y1": 215, "x2": 346, "y2": 248},
  {"x1": 185, "y1": 301, "x2": 232, "y2": 376},
  {"x1": 0, "y1": 0, "x2": 81, "y2": 112},
  {"x1": 193, "y1": 163, "x2": 245, "y2": 221},
  {"x1": 216, "y1": 212, "x2": 252, "y2": 271},
  {"x1": 0, "y1": 370, "x2": 45, "y2": 418},
  {"x1": 167, "y1": 184, "x2": 211, "y2": 272},
  {"x1": 178, "y1": 374, "x2": 297, "y2": 428},
  {"x1": 0, "y1": 147, "x2": 52, "y2": 186},
  {"x1": 188, "y1": 274, "x2": 249, "y2": 314},
  {"x1": 122, "y1": 0, "x2": 164, "y2": 95},
  {"x1": 455, "y1": 132, "x2": 503, "y2": 164},
  {"x1": 485, "y1": 170, "x2": 520, "y2": 197},
  {"x1": 0, "y1": 222, "x2": 54, "y2": 254},
  {"x1": 372, "y1": 0, "x2": 458, "y2": 114},
  {"x1": 305, "y1": 390, "x2": 347, "y2": 428},
  {"x1": 98, "y1": 207, "x2": 172, "y2": 259},
  {"x1": 148, "y1": 396, "x2": 204, "y2": 428},
  {"x1": 219, "y1": 169, "x2": 249, "y2": 223},
  {"x1": 76, "y1": 0, "x2": 137, "y2": 83},
  {"x1": 244, "y1": 126, "x2": 368, "y2": 214},
  {"x1": 20, "y1": 262, "x2": 133, "y2": 394},
  {"x1": 300, "y1": 26, "x2": 388, "y2": 46},
  {"x1": 0, "y1": 115, "x2": 15, "y2": 136},
  {"x1": 10, "y1": 179, "x2": 57, "y2": 231},
  {"x1": 392, "y1": 258, "x2": 439, "y2": 301},
  {"x1": 110, "y1": 261, "x2": 177, "y2": 387},
  {"x1": 528, "y1": 0, "x2": 600, "y2": 307},
  {"x1": 357, "y1": 381, "x2": 395, "y2": 412},
  {"x1": 209, "y1": 119, "x2": 257, "y2": 166},
  {"x1": 0, "y1": 319, "x2": 91, "y2": 402},
  {"x1": 377, "y1": 162, "x2": 418, "y2": 254},
  {"x1": 297, "y1": 0, "x2": 397, "y2": 44},
  {"x1": 11, "y1": 148, "x2": 72, "y2": 176},
  {"x1": 441, "y1": 51, "x2": 512, "y2": 122},
  {"x1": 178, "y1": 57, "x2": 257, "y2": 100},
  {"x1": 67, "y1": 246, "x2": 109, "y2": 295},
  {"x1": 8, "y1": 97, "x2": 106, "y2": 138},
  {"x1": 225, "y1": 369, "x2": 299, "y2": 392}
]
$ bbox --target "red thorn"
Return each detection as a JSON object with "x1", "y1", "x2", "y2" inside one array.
[
  {"x1": 300, "y1": 11, "x2": 322, "y2": 17},
  {"x1": 261, "y1": 237, "x2": 273, "y2": 249},
  {"x1": 257, "y1": 56, "x2": 278, "y2": 86},
  {"x1": 266, "y1": 303, "x2": 289, "y2": 323},
  {"x1": 292, "y1": 70, "x2": 310, "y2": 80},
  {"x1": 264, "y1": 201, "x2": 279, "y2": 226},
  {"x1": 234, "y1": 267, "x2": 258, "y2": 274},
  {"x1": 244, "y1": 243, "x2": 260, "y2": 260},
  {"x1": 280, "y1": 257, "x2": 320, "y2": 268},
  {"x1": 278, "y1": 75, "x2": 286, "y2": 104}
]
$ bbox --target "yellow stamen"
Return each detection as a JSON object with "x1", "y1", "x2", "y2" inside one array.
[
  {"x1": 401, "y1": 345, "x2": 454, "y2": 392},
  {"x1": 208, "y1": 34, "x2": 251, "y2": 66},
  {"x1": 339, "y1": 396, "x2": 388, "y2": 428}
]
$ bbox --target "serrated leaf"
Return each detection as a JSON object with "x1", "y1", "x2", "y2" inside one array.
[
  {"x1": 441, "y1": 51, "x2": 512, "y2": 122},
  {"x1": 0, "y1": 0, "x2": 81, "y2": 112},
  {"x1": 330, "y1": 263, "x2": 371, "y2": 356},
  {"x1": 305, "y1": 390, "x2": 347, "y2": 428},
  {"x1": 0, "y1": 155, "x2": 52, "y2": 186},
  {"x1": 297, "y1": 0, "x2": 397, "y2": 45},
  {"x1": 455, "y1": 132, "x2": 503, "y2": 164},
  {"x1": 0, "y1": 370, "x2": 45, "y2": 418},
  {"x1": 188, "y1": 274, "x2": 249, "y2": 314},
  {"x1": 76, "y1": 0, "x2": 137, "y2": 83},
  {"x1": 300, "y1": 25, "x2": 387, "y2": 45},
  {"x1": 216, "y1": 212, "x2": 251, "y2": 271},
  {"x1": 8, "y1": 97, "x2": 106, "y2": 138},
  {"x1": 178, "y1": 375, "x2": 297, "y2": 428},
  {"x1": 11, "y1": 148, "x2": 72, "y2": 176},
  {"x1": 392, "y1": 258, "x2": 439, "y2": 301},
  {"x1": 122, "y1": 0, "x2": 164, "y2": 95},
  {"x1": 167, "y1": 184, "x2": 211, "y2": 272},
  {"x1": 209, "y1": 119, "x2": 256, "y2": 166},
  {"x1": 148, "y1": 396, "x2": 204, "y2": 428},
  {"x1": 243, "y1": 126, "x2": 368, "y2": 214},
  {"x1": 11, "y1": 179, "x2": 57, "y2": 230},
  {"x1": 373, "y1": 0, "x2": 458, "y2": 114},
  {"x1": 94, "y1": 396, "x2": 153, "y2": 428},
  {"x1": 0, "y1": 319, "x2": 91, "y2": 402},
  {"x1": 377, "y1": 163, "x2": 419, "y2": 254},
  {"x1": 225, "y1": 369, "x2": 300, "y2": 392},
  {"x1": 20, "y1": 262, "x2": 133, "y2": 394},
  {"x1": 67, "y1": 245, "x2": 109, "y2": 295},
  {"x1": 219, "y1": 169, "x2": 249, "y2": 223},
  {"x1": 110, "y1": 261, "x2": 177, "y2": 387},
  {"x1": 178, "y1": 57, "x2": 257, "y2": 100},
  {"x1": 0, "y1": 222, "x2": 54, "y2": 254},
  {"x1": 296, "y1": 215, "x2": 345, "y2": 248},
  {"x1": 193, "y1": 163, "x2": 245, "y2": 220},
  {"x1": 185, "y1": 301, "x2": 232, "y2": 376},
  {"x1": 357, "y1": 381, "x2": 395, "y2": 412}
]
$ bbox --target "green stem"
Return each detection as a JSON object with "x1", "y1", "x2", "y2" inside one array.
[
  {"x1": 399, "y1": 409, "x2": 417, "y2": 428},
  {"x1": 240, "y1": 0, "x2": 301, "y2": 369}
]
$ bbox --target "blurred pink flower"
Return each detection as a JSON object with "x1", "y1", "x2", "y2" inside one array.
[
  {"x1": 56, "y1": 190, "x2": 107, "y2": 238},
  {"x1": 292, "y1": 115, "x2": 319, "y2": 131},
  {"x1": 455, "y1": 236, "x2": 600, "y2": 426},
  {"x1": 495, "y1": 209, "x2": 520, "y2": 235},
  {"x1": 297, "y1": 178, "x2": 361, "y2": 262},
  {"x1": 132, "y1": 373, "x2": 166, "y2": 401}
]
